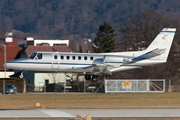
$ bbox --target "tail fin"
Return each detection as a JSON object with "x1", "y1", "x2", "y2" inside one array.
[{"x1": 146, "y1": 28, "x2": 176, "y2": 61}]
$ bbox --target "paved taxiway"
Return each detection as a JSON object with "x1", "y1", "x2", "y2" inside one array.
[{"x1": 0, "y1": 109, "x2": 180, "y2": 118}]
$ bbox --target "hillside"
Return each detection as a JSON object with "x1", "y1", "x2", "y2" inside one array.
[{"x1": 0, "y1": 0, "x2": 180, "y2": 39}]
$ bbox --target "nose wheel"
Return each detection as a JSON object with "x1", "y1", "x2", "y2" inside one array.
[{"x1": 19, "y1": 71, "x2": 24, "y2": 78}]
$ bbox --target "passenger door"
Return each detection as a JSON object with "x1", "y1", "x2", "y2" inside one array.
[{"x1": 52, "y1": 54, "x2": 59, "y2": 69}]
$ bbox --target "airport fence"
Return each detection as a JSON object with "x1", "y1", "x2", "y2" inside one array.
[
  {"x1": 27, "y1": 80, "x2": 104, "y2": 92},
  {"x1": 26, "y1": 79, "x2": 180, "y2": 93}
]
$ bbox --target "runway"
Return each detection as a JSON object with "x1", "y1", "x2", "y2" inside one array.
[{"x1": 0, "y1": 109, "x2": 180, "y2": 119}]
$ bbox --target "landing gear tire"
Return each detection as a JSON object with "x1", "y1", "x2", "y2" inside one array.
[
  {"x1": 92, "y1": 75, "x2": 98, "y2": 82},
  {"x1": 85, "y1": 74, "x2": 91, "y2": 80}
]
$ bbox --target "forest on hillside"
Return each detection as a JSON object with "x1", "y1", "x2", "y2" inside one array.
[{"x1": 0, "y1": 0, "x2": 180, "y2": 40}]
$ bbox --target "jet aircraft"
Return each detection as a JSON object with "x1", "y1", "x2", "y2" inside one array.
[{"x1": 3, "y1": 28, "x2": 176, "y2": 82}]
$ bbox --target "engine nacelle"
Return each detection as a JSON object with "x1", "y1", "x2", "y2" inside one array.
[
  {"x1": 104, "y1": 56, "x2": 123, "y2": 67},
  {"x1": 123, "y1": 58, "x2": 133, "y2": 64}
]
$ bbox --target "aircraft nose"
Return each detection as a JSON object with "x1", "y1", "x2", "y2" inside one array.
[
  {"x1": 3, "y1": 62, "x2": 9, "y2": 68},
  {"x1": 3, "y1": 63, "x2": 7, "y2": 68}
]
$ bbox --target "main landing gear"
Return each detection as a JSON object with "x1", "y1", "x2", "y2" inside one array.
[{"x1": 85, "y1": 74, "x2": 98, "y2": 82}]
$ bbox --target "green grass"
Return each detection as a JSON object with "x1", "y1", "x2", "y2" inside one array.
[{"x1": 0, "y1": 93, "x2": 180, "y2": 109}]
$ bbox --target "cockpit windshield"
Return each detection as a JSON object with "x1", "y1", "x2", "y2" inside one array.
[
  {"x1": 29, "y1": 53, "x2": 42, "y2": 60},
  {"x1": 30, "y1": 53, "x2": 37, "y2": 59}
]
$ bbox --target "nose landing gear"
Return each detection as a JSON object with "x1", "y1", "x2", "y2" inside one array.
[{"x1": 19, "y1": 71, "x2": 24, "y2": 78}]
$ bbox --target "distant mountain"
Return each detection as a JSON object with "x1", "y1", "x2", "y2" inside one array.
[{"x1": 0, "y1": 0, "x2": 179, "y2": 39}]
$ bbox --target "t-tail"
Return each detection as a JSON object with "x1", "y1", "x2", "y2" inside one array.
[{"x1": 145, "y1": 28, "x2": 176, "y2": 62}]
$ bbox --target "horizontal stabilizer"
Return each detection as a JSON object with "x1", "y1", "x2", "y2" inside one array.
[
  {"x1": 131, "y1": 48, "x2": 166, "y2": 62},
  {"x1": 145, "y1": 48, "x2": 166, "y2": 57}
]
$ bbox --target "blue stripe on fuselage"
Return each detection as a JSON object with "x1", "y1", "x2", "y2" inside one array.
[
  {"x1": 8, "y1": 61, "x2": 144, "y2": 67},
  {"x1": 8, "y1": 61, "x2": 93, "y2": 66}
]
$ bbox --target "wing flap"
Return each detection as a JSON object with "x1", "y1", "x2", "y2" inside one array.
[
  {"x1": 146, "y1": 48, "x2": 166, "y2": 57},
  {"x1": 81, "y1": 64, "x2": 112, "y2": 75}
]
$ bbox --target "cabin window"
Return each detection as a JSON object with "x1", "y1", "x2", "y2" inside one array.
[
  {"x1": 90, "y1": 56, "x2": 93, "y2": 61},
  {"x1": 84, "y1": 56, "x2": 87, "y2": 60},
  {"x1": 37, "y1": 53, "x2": 42, "y2": 59},
  {"x1": 72, "y1": 56, "x2": 75, "y2": 60},
  {"x1": 61, "y1": 56, "x2": 64, "y2": 60},
  {"x1": 78, "y1": 56, "x2": 81, "y2": 60},
  {"x1": 54, "y1": 55, "x2": 57, "y2": 59},
  {"x1": 67, "y1": 56, "x2": 70, "y2": 60},
  {"x1": 30, "y1": 53, "x2": 37, "y2": 59}
]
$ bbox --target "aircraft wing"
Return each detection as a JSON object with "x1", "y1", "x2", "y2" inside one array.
[{"x1": 75, "y1": 48, "x2": 166, "y2": 74}]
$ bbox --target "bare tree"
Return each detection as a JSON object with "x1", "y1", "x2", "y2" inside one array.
[
  {"x1": 0, "y1": 27, "x2": 6, "y2": 38},
  {"x1": 48, "y1": 72, "x2": 61, "y2": 83},
  {"x1": 118, "y1": 11, "x2": 180, "y2": 51}
]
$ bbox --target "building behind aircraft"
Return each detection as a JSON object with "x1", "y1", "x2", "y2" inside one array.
[{"x1": 0, "y1": 37, "x2": 81, "y2": 91}]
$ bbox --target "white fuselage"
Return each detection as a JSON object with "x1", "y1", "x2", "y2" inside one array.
[{"x1": 4, "y1": 51, "x2": 165, "y2": 74}]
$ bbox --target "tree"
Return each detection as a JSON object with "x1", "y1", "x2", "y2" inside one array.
[
  {"x1": 0, "y1": 27, "x2": 6, "y2": 38},
  {"x1": 93, "y1": 21, "x2": 117, "y2": 53}
]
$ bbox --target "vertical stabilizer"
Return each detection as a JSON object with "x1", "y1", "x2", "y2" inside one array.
[{"x1": 146, "y1": 28, "x2": 176, "y2": 61}]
